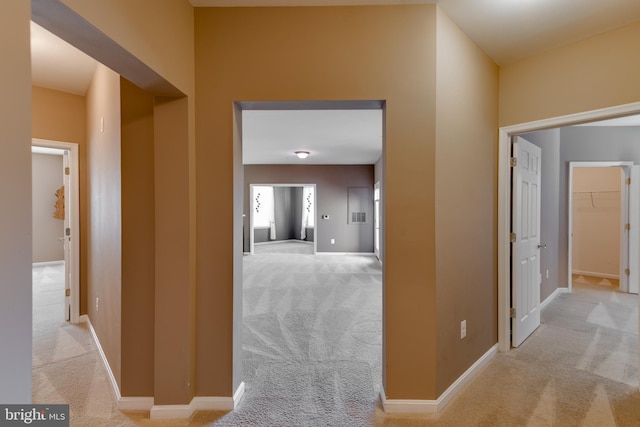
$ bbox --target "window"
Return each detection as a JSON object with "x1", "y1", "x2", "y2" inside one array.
[{"x1": 253, "y1": 186, "x2": 274, "y2": 228}]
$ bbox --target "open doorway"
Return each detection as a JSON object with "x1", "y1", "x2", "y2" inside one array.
[
  {"x1": 32, "y1": 139, "x2": 80, "y2": 325},
  {"x1": 569, "y1": 163, "x2": 638, "y2": 294},
  {"x1": 235, "y1": 101, "x2": 384, "y2": 421},
  {"x1": 248, "y1": 184, "x2": 317, "y2": 255},
  {"x1": 499, "y1": 102, "x2": 640, "y2": 354}
]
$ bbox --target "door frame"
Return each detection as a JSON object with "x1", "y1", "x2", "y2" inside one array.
[
  {"x1": 498, "y1": 101, "x2": 640, "y2": 353},
  {"x1": 374, "y1": 181, "x2": 381, "y2": 261},
  {"x1": 249, "y1": 183, "x2": 317, "y2": 255},
  {"x1": 568, "y1": 162, "x2": 633, "y2": 293},
  {"x1": 32, "y1": 138, "x2": 81, "y2": 324}
]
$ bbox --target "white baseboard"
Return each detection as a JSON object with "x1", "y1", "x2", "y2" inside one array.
[
  {"x1": 118, "y1": 397, "x2": 154, "y2": 411},
  {"x1": 150, "y1": 405, "x2": 192, "y2": 420},
  {"x1": 540, "y1": 287, "x2": 570, "y2": 311},
  {"x1": 84, "y1": 317, "x2": 122, "y2": 404},
  {"x1": 32, "y1": 260, "x2": 64, "y2": 267},
  {"x1": 316, "y1": 252, "x2": 376, "y2": 256},
  {"x1": 380, "y1": 343, "x2": 498, "y2": 414},
  {"x1": 83, "y1": 316, "x2": 155, "y2": 411},
  {"x1": 150, "y1": 382, "x2": 245, "y2": 419},
  {"x1": 572, "y1": 270, "x2": 619, "y2": 280}
]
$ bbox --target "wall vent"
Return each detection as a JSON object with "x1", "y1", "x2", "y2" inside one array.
[{"x1": 351, "y1": 212, "x2": 366, "y2": 223}]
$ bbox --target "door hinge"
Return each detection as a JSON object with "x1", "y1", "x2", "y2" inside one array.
[
  {"x1": 625, "y1": 268, "x2": 630, "y2": 276},
  {"x1": 510, "y1": 308, "x2": 516, "y2": 318},
  {"x1": 510, "y1": 157, "x2": 518, "y2": 167},
  {"x1": 626, "y1": 223, "x2": 631, "y2": 231},
  {"x1": 65, "y1": 289, "x2": 70, "y2": 297},
  {"x1": 627, "y1": 178, "x2": 632, "y2": 185},
  {"x1": 510, "y1": 232, "x2": 517, "y2": 243},
  {"x1": 65, "y1": 167, "x2": 70, "y2": 176}
]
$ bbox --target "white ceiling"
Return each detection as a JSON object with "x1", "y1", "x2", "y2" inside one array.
[
  {"x1": 30, "y1": 21, "x2": 97, "y2": 96},
  {"x1": 31, "y1": 1, "x2": 640, "y2": 164},
  {"x1": 242, "y1": 110, "x2": 382, "y2": 164}
]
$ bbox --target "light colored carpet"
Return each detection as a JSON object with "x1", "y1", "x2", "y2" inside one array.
[
  {"x1": 214, "y1": 242, "x2": 382, "y2": 425},
  {"x1": 32, "y1": 261, "x2": 640, "y2": 426}
]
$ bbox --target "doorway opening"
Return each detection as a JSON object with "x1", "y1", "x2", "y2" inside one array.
[
  {"x1": 235, "y1": 100, "x2": 385, "y2": 415},
  {"x1": 499, "y1": 101, "x2": 640, "y2": 354},
  {"x1": 248, "y1": 184, "x2": 317, "y2": 255},
  {"x1": 568, "y1": 163, "x2": 638, "y2": 295},
  {"x1": 32, "y1": 139, "x2": 80, "y2": 325}
]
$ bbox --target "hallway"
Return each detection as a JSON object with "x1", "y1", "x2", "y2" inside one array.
[{"x1": 31, "y1": 265, "x2": 640, "y2": 426}]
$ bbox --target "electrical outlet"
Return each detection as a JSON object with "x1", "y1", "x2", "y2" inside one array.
[
  {"x1": 331, "y1": 239, "x2": 335, "y2": 244},
  {"x1": 461, "y1": 320, "x2": 466, "y2": 339},
  {"x1": 96, "y1": 297, "x2": 99, "y2": 312}
]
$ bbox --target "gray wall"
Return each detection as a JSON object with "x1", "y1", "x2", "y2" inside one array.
[
  {"x1": 32, "y1": 153, "x2": 64, "y2": 263},
  {"x1": 245, "y1": 165, "x2": 374, "y2": 252},
  {"x1": 523, "y1": 126, "x2": 640, "y2": 297},
  {"x1": 521, "y1": 130, "x2": 561, "y2": 302}
]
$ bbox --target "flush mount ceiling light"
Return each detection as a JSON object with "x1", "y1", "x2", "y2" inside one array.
[{"x1": 295, "y1": 151, "x2": 310, "y2": 159}]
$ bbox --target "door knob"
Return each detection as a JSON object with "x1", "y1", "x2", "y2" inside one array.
[{"x1": 537, "y1": 243, "x2": 547, "y2": 249}]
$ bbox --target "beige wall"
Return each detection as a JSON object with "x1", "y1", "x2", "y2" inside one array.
[
  {"x1": 0, "y1": 0, "x2": 32, "y2": 403},
  {"x1": 120, "y1": 77, "x2": 156, "y2": 396},
  {"x1": 434, "y1": 8, "x2": 499, "y2": 395},
  {"x1": 32, "y1": 153, "x2": 64, "y2": 263},
  {"x1": 572, "y1": 167, "x2": 622, "y2": 278},
  {"x1": 32, "y1": 86, "x2": 88, "y2": 313},
  {"x1": 500, "y1": 21, "x2": 640, "y2": 126},
  {"x1": 60, "y1": 0, "x2": 194, "y2": 97},
  {"x1": 86, "y1": 64, "x2": 123, "y2": 387},
  {"x1": 153, "y1": 95, "x2": 196, "y2": 405},
  {"x1": 36, "y1": 0, "x2": 197, "y2": 402},
  {"x1": 195, "y1": 5, "x2": 439, "y2": 399}
]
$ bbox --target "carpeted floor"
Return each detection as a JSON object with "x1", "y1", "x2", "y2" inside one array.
[
  {"x1": 32, "y1": 257, "x2": 640, "y2": 426},
  {"x1": 215, "y1": 241, "x2": 382, "y2": 425}
]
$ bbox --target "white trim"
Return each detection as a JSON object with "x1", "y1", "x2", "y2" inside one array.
[
  {"x1": 83, "y1": 317, "x2": 122, "y2": 403},
  {"x1": 83, "y1": 316, "x2": 156, "y2": 411},
  {"x1": 540, "y1": 287, "x2": 570, "y2": 312},
  {"x1": 191, "y1": 382, "x2": 246, "y2": 411},
  {"x1": 498, "y1": 101, "x2": 640, "y2": 355},
  {"x1": 316, "y1": 252, "x2": 376, "y2": 256},
  {"x1": 233, "y1": 381, "x2": 246, "y2": 407},
  {"x1": 150, "y1": 405, "x2": 192, "y2": 420},
  {"x1": 32, "y1": 138, "x2": 81, "y2": 325},
  {"x1": 380, "y1": 344, "x2": 498, "y2": 414},
  {"x1": 571, "y1": 270, "x2": 620, "y2": 280},
  {"x1": 32, "y1": 260, "x2": 64, "y2": 267},
  {"x1": 151, "y1": 382, "x2": 245, "y2": 419},
  {"x1": 118, "y1": 397, "x2": 154, "y2": 411}
]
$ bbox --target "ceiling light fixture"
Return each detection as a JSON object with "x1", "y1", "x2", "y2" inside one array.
[{"x1": 295, "y1": 151, "x2": 310, "y2": 159}]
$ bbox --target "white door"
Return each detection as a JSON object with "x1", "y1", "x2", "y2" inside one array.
[
  {"x1": 63, "y1": 150, "x2": 71, "y2": 321},
  {"x1": 628, "y1": 166, "x2": 639, "y2": 294},
  {"x1": 511, "y1": 136, "x2": 542, "y2": 347}
]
